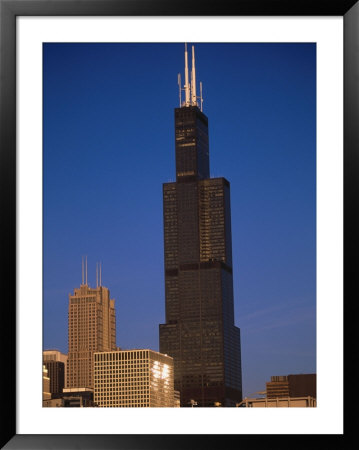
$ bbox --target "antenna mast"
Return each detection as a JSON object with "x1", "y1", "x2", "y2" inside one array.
[
  {"x1": 191, "y1": 45, "x2": 197, "y2": 106},
  {"x1": 200, "y1": 81, "x2": 203, "y2": 112},
  {"x1": 184, "y1": 43, "x2": 190, "y2": 106},
  {"x1": 178, "y1": 73, "x2": 182, "y2": 107},
  {"x1": 180, "y1": 44, "x2": 204, "y2": 110}
]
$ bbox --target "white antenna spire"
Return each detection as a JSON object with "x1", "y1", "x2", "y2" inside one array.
[
  {"x1": 178, "y1": 73, "x2": 182, "y2": 107},
  {"x1": 99, "y1": 261, "x2": 102, "y2": 286},
  {"x1": 96, "y1": 262, "x2": 98, "y2": 288},
  {"x1": 184, "y1": 43, "x2": 190, "y2": 106},
  {"x1": 82, "y1": 256, "x2": 84, "y2": 285},
  {"x1": 85, "y1": 255, "x2": 88, "y2": 285},
  {"x1": 191, "y1": 45, "x2": 197, "y2": 106},
  {"x1": 200, "y1": 81, "x2": 203, "y2": 112}
]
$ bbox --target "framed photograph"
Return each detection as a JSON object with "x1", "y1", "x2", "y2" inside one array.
[{"x1": 1, "y1": 0, "x2": 356, "y2": 448}]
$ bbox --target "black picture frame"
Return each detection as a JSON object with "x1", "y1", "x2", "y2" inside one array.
[{"x1": 1, "y1": 0, "x2": 356, "y2": 448}]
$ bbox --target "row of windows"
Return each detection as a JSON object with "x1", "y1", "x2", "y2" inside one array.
[
  {"x1": 95, "y1": 373, "x2": 148, "y2": 378},
  {"x1": 96, "y1": 397, "x2": 150, "y2": 402},
  {"x1": 94, "y1": 351, "x2": 150, "y2": 362},
  {"x1": 99, "y1": 362, "x2": 169, "y2": 370},
  {"x1": 95, "y1": 361, "x2": 148, "y2": 366},
  {"x1": 98, "y1": 403, "x2": 150, "y2": 407},
  {"x1": 95, "y1": 387, "x2": 150, "y2": 393}
]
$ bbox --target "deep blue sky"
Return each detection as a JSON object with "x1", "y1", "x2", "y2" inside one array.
[{"x1": 43, "y1": 43, "x2": 316, "y2": 398}]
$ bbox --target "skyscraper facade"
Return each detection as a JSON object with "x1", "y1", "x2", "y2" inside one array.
[
  {"x1": 159, "y1": 45, "x2": 242, "y2": 407},
  {"x1": 67, "y1": 260, "x2": 116, "y2": 389}
]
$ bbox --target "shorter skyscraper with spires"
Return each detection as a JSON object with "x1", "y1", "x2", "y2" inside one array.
[{"x1": 67, "y1": 257, "x2": 116, "y2": 389}]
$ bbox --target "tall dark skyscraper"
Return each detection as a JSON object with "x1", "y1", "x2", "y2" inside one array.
[{"x1": 159, "y1": 45, "x2": 242, "y2": 407}]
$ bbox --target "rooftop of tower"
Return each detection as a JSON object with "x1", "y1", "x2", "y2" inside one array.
[{"x1": 178, "y1": 43, "x2": 203, "y2": 111}]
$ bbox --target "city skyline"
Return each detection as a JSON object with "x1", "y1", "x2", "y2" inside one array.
[{"x1": 43, "y1": 42, "x2": 316, "y2": 398}]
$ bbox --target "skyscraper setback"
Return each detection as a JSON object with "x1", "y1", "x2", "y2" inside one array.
[
  {"x1": 67, "y1": 259, "x2": 116, "y2": 389},
  {"x1": 159, "y1": 45, "x2": 242, "y2": 407}
]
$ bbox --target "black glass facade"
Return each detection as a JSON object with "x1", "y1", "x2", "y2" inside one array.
[{"x1": 159, "y1": 105, "x2": 242, "y2": 407}]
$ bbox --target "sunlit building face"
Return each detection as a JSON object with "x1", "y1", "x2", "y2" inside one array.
[{"x1": 94, "y1": 349, "x2": 174, "y2": 407}]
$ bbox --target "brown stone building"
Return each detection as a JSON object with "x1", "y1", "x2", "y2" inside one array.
[
  {"x1": 67, "y1": 263, "x2": 116, "y2": 389},
  {"x1": 266, "y1": 375, "x2": 290, "y2": 398},
  {"x1": 266, "y1": 374, "x2": 316, "y2": 399}
]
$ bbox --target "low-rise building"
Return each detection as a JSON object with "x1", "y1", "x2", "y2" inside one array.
[
  {"x1": 266, "y1": 374, "x2": 316, "y2": 399},
  {"x1": 174, "y1": 390, "x2": 181, "y2": 407},
  {"x1": 94, "y1": 349, "x2": 174, "y2": 407},
  {"x1": 43, "y1": 398, "x2": 63, "y2": 407},
  {"x1": 43, "y1": 350, "x2": 68, "y2": 389},
  {"x1": 42, "y1": 365, "x2": 51, "y2": 401},
  {"x1": 238, "y1": 396, "x2": 316, "y2": 407},
  {"x1": 43, "y1": 360, "x2": 65, "y2": 398},
  {"x1": 62, "y1": 387, "x2": 95, "y2": 407},
  {"x1": 43, "y1": 396, "x2": 88, "y2": 407}
]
